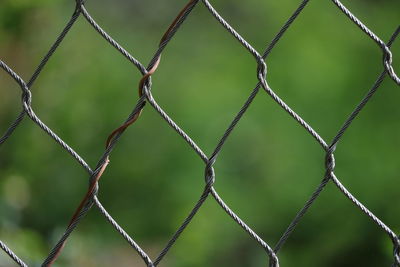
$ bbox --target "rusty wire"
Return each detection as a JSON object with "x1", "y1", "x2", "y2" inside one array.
[{"x1": 1, "y1": 0, "x2": 399, "y2": 266}]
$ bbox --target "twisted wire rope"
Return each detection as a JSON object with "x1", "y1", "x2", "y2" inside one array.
[{"x1": 0, "y1": 0, "x2": 399, "y2": 266}]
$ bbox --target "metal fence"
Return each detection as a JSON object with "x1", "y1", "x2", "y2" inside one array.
[{"x1": 1, "y1": 0, "x2": 399, "y2": 266}]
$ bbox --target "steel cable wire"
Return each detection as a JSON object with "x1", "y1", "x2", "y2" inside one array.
[{"x1": 0, "y1": 0, "x2": 399, "y2": 266}]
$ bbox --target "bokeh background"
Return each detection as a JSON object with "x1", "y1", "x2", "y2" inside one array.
[{"x1": 0, "y1": 0, "x2": 399, "y2": 266}]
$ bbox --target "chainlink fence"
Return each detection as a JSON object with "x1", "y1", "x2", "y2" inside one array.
[{"x1": 1, "y1": 0, "x2": 399, "y2": 266}]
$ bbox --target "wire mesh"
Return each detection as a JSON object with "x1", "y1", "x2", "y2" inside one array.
[{"x1": 1, "y1": 0, "x2": 399, "y2": 266}]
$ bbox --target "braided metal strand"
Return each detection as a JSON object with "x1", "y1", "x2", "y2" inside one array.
[
  {"x1": 0, "y1": 240, "x2": 27, "y2": 267},
  {"x1": 1, "y1": 0, "x2": 399, "y2": 266},
  {"x1": 275, "y1": 26, "x2": 400, "y2": 255},
  {"x1": 331, "y1": 0, "x2": 400, "y2": 85},
  {"x1": 0, "y1": 7, "x2": 82, "y2": 145}
]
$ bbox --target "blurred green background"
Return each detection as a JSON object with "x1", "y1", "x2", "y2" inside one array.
[{"x1": 0, "y1": 0, "x2": 399, "y2": 266}]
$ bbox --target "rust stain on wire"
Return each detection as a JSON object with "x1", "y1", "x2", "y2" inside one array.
[
  {"x1": 0, "y1": 0, "x2": 399, "y2": 266},
  {"x1": 44, "y1": 1, "x2": 199, "y2": 265}
]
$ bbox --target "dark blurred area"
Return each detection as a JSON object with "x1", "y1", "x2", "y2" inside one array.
[{"x1": 0, "y1": 0, "x2": 399, "y2": 266}]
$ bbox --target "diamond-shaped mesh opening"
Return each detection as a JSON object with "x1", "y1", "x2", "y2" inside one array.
[{"x1": 0, "y1": 0, "x2": 399, "y2": 266}]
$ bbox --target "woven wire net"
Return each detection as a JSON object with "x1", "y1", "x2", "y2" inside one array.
[{"x1": 1, "y1": 0, "x2": 399, "y2": 266}]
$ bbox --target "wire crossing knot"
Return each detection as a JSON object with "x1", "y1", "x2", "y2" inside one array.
[{"x1": 0, "y1": 0, "x2": 399, "y2": 266}]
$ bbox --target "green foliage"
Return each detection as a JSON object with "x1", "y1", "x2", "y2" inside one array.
[{"x1": 0, "y1": 0, "x2": 399, "y2": 266}]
